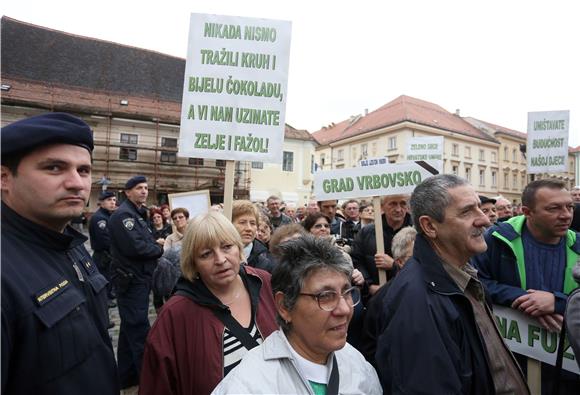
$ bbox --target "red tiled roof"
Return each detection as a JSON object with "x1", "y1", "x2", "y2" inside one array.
[
  {"x1": 465, "y1": 117, "x2": 527, "y2": 140},
  {"x1": 311, "y1": 95, "x2": 498, "y2": 145},
  {"x1": 285, "y1": 124, "x2": 317, "y2": 142}
]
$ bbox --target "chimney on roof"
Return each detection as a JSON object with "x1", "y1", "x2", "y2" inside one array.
[
  {"x1": 455, "y1": 109, "x2": 461, "y2": 116},
  {"x1": 364, "y1": 108, "x2": 368, "y2": 116}
]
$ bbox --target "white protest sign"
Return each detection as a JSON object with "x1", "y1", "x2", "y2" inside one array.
[
  {"x1": 526, "y1": 110, "x2": 569, "y2": 174},
  {"x1": 313, "y1": 160, "x2": 441, "y2": 201},
  {"x1": 179, "y1": 13, "x2": 292, "y2": 163},
  {"x1": 493, "y1": 305, "x2": 579, "y2": 374},
  {"x1": 406, "y1": 136, "x2": 444, "y2": 173},
  {"x1": 359, "y1": 157, "x2": 388, "y2": 167}
]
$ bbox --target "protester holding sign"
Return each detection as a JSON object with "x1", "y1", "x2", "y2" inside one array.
[
  {"x1": 376, "y1": 174, "x2": 528, "y2": 394},
  {"x1": 140, "y1": 212, "x2": 277, "y2": 395},
  {"x1": 473, "y1": 178, "x2": 580, "y2": 393},
  {"x1": 351, "y1": 195, "x2": 412, "y2": 296}
]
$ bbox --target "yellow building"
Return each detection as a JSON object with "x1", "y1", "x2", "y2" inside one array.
[{"x1": 312, "y1": 95, "x2": 576, "y2": 203}]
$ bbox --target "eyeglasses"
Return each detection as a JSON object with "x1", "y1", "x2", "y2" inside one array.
[
  {"x1": 299, "y1": 286, "x2": 361, "y2": 311},
  {"x1": 313, "y1": 223, "x2": 330, "y2": 229}
]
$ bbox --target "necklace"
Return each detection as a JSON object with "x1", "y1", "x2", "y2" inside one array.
[{"x1": 220, "y1": 280, "x2": 242, "y2": 306}]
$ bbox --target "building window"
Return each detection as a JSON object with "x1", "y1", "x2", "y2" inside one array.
[
  {"x1": 465, "y1": 167, "x2": 471, "y2": 182},
  {"x1": 352, "y1": 147, "x2": 357, "y2": 158},
  {"x1": 491, "y1": 171, "x2": 497, "y2": 187},
  {"x1": 161, "y1": 137, "x2": 177, "y2": 148},
  {"x1": 504, "y1": 147, "x2": 508, "y2": 161},
  {"x1": 216, "y1": 159, "x2": 226, "y2": 167},
  {"x1": 120, "y1": 133, "x2": 138, "y2": 145},
  {"x1": 320, "y1": 154, "x2": 326, "y2": 166},
  {"x1": 372, "y1": 142, "x2": 377, "y2": 155},
  {"x1": 452, "y1": 144, "x2": 459, "y2": 156},
  {"x1": 311, "y1": 154, "x2": 315, "y2": 173},
  {"x1": 504, "y1": 173, "x2": 509, "y2": 188},
  {"x1": 452, "y1": 165, "x2": 458, "y2": 175},
  {"x1": 479, "y1": 169, "x2": 485, "y2": 186},
  {"x1": 361, "y1": 143, "x2": 368, "y2": 157},
  {"x1": 283, "y1": 151, "x2": 294, "y2": 172},
  {"x1": 388, "y1": 136, "x2": 397, "y2": 150},
  {"x1": 160, "y1": 151, "x2": 177, "y2": 163},
  {"x1": 119, "y1": 147, "x2": 137, "y2": 161},
  {"x1": 521, "y1": 174, "x2": 526, "y2": 188},
  {"x1": 479, "y1": 149, "x2": 485, "y2": 161},
  {"x1": 251, "y1": 161, "x2": 263, "y2": 169},
  {"x1": 512, "y1": 149, "x2": 517, "y2": 162},
  {"x1": 513, "y1": 173, "x2": 518, "y2": 189},
  {"x1": 491, "y1": 151, "x2": 497, "y2": 163},
  {"x1": 465, "y1": 146, "x2": 471, "y2": 158},
  {"x1": 337, "y1": 149, "x2": 344, "y2": 161},
  {"x1": 189, "y1": 158, "x2": 204, "y2": 166}
]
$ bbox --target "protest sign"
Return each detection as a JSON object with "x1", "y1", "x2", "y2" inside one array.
[
  {"x1": 406, "y1": 136, "x2": 444, "y2": 173},
  {"x1": 179, "y1": 13, "x2": 292, "y2": 164},
  {"x1": 527, "y1": 110, "x2": 569, "y2": 174},
  {"x1": 493, "y1": 305, "x2": 578, "y2": 374},
  {"x1": 168, "y1": 190, "x2": 211, "y2": 220},
  {"x1": 313, "y1": 160, "x2": 440, "y2": 201},
  {"x1": 359, "y1": 156, "x2": 387, "y2": 167}
]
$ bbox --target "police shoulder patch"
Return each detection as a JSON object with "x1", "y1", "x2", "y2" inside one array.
[
  {"x1": 97, "y1": 220, "x2": 107, "y2": 229},
  {"x1": 122, "y1": 218, "x2": 135, "y2": 230}
]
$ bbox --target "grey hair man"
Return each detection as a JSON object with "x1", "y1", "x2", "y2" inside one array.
[
  {"x1": 376, "y1": 174, "x2": 528, "y2": 394},
  {"x1": 267, "y1": 195, "x2": 292, "y2": 230},
  {"x1": 571, "y1": 185, "x2": 580, "y2": 203},
  {"x1": 495, "y1": 196, "x2": 513, "y2": 221}
]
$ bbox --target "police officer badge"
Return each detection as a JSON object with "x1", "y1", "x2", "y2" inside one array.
[
  {"x1": 122, "y1": 218, "x2": 135, "y2": 230},
  {"x1": 97, "y1": 220, "x2": 107, "y2": 230}
]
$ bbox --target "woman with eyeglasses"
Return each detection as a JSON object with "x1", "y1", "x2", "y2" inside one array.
[{"x1": 212, "y1": 236, "x2": 381, "y2": 395}]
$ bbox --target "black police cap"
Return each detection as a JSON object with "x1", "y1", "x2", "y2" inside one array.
[
  {"x1": 99, "y1": 191, "x2": 116, "y2": 200},
  {"x1": 479, "y1": 195, "x2": 497, "y2": 205},
  {"x1": 125, "y1": 175, "x2": 147, "y2": 190},
  {"x1": 1, "y1": 112, "x2": 93, "y2": 157}
]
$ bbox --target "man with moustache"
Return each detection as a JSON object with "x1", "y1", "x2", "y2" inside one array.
[
  {"x1": 109, "y1": 175, "x2": 163, "y2": 392},
  {"x1": 1, "y1": 113, "x2": 119, "y2": 394},
  {"x1": 473, "y1": 179, "x2": 580, "y2": 394},
  {"x1": 376, "y1": 174, "x2": 528, "y2": 394}
]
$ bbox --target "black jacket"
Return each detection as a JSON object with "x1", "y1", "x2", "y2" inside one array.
[
  {"x1": 375, "y1": 234, "x2": 496, "y2": 394},
  {"x1": 89, "y1": 206, "x2": 112, "y2": 252},
  {"x1": 109, "y1": 199, "x2": 163, "y2": 281},
  {"x1": 247, "y1": 239, "x2": 275, "y2": 273},
  {"x1": 1, "y1": 202, "x2": 119, "y2": 395},
  {"x1": 351, "y1": 213, "x2": 412, "y2": 286}
]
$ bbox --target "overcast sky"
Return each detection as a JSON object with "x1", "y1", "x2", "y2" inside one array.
[{"x1": 2, "y1": 0, "x2": 579, "y2": 147}]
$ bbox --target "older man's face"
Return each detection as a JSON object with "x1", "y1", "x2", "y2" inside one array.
[
  {"x1": 571, "y1": 189, "x2": 580, "y2": 203},
  {"x1": 481, "y1": 202, "x2": 498, "y2": 225},
  {"x1": 495, "y1": 198, "x2": 513, "y2": 219}
]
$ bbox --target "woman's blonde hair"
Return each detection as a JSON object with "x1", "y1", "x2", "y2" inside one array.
[
  {"x1": 180, "y1": 212, "x2": 245, "y2": 281},
  {"x1": 232, "y1": 199, "x2": 259, "y2": 222}
]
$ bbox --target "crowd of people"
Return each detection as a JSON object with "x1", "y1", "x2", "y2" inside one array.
[{"x1": 2, "y1": 112, "x2": 580, "y2": 395}]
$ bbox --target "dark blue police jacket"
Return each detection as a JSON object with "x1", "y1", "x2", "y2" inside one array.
[
  {"x1": 108, "y1": 199, "x2": 163, "y2": 280},
  {"x1": 1, "y1": 202, "x2": 119, "y2": 395},
  {"x1": 89, "y1": 206, "x2": 112, "y2": 252}
]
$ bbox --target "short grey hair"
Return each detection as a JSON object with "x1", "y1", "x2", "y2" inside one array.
[
  {"x1": 271, "y1": 235, "x2": 352, "y2": 333},
  {"x1": 391, "y1": 226, "x2": 417, "y2": 260},
  {"x1": 410, "y1": 174, "x2": 469, "y2": 234}
]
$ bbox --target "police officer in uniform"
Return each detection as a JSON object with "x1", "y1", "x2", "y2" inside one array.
[
  {"x1": 109, "y1": 175, "x2": 163, "y2": 391},
  {"x1": 89, "y1": 190, "x2": 117, "y2": 307},
  {"x1": 1, "y1": 113, "x2": 119, "y2": 394}
]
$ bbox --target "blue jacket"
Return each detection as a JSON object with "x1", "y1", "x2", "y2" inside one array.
[
  {"x1": 376, "y1": 234, "x2": 496, "y2": 394},
  {"x1": 109, "y1": 199, "x2": 163, "y2": 280},
  {"x1": 471, "y1": 215, "x2": 580, "y2": 314},
  {"x1": 1, "y1": 203, "x2": 119, "y2": 394}
]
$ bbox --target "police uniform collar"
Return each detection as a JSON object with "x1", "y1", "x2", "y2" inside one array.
[{"x1": 1, "y1": 202, "x2": 87, "y2": 250}]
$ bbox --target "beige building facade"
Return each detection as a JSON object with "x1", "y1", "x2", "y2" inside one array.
[{"x1": 312, "y1": 96, "x2": 577, "y2": 204}]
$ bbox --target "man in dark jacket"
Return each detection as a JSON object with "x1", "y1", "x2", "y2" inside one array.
[
  {"x1": 109, "y1": 175, "x2": 163, "y2": 391},
  {"x1": 1, "y1": 113, "x2": 119, "y2": 394},
  {"x1": 351, "y1": 194, "x2": 412, "y2": 296},
  {"x1": 89, "y1": 190, "x2": 117, "y2": 304},
  {"x1": 376, "y1": 174, "x2": 528, "y2": 394}
]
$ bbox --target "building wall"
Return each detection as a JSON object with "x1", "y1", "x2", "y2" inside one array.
[{"x1": 250, "y1": 138, "x2": 317, "y2": 205}]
